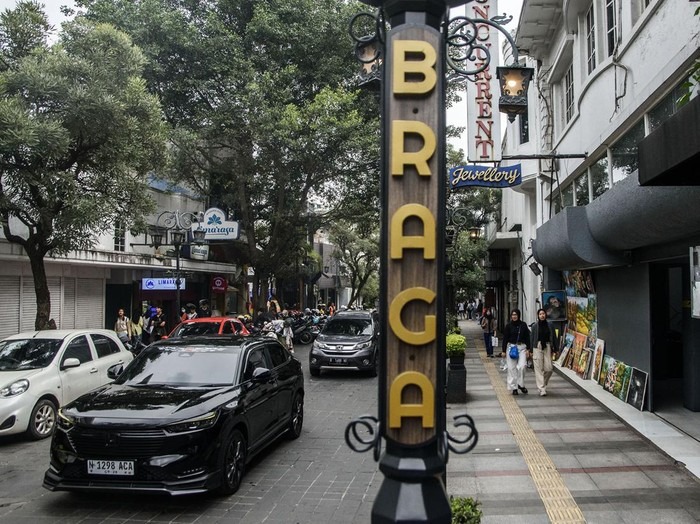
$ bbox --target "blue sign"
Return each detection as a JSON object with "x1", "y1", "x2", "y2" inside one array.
[
  {"x1": 449, "y1": 164, "x2": 522, "y2": 189},
  {"x1": 142, "y1": 278, "x2": 186, "y2": 290}
]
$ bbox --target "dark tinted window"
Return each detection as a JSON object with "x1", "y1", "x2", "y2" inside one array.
[
  {"x1": 91, "y1": 334, "x2": 121, "y2": 358},
  {"x1": 63, "y1": 336, "x2": 93, "y2": 364},
  {"x1": 268, "y1": 343, "x2": 289, "y2": 368},
  {"x1": 244, "y1": 348, "x2": 270, "y2": 381},
  {"x1": 323, "y1": 318, "x2": 373, "y2": 336},
  {"x1": 222, "y1": 321, "x2": 234, "y2": 334},
  {"x1": 0, "y1": 338, "x2": 63, "y2": 370},
  {"x1": 116, "y1": 345, "x2": 241, "y2": 386}
]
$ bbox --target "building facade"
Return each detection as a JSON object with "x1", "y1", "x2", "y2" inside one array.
[
  {"x1": 0, "y1": 188, "x2": 242, "y2": 338},
  {"x1": 489, "y1": 0, "x2": 700, "y2": 421}
]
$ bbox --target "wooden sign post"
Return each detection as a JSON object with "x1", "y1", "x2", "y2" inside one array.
[{"x1": 373, "y1": 0, "x2": 449, "y2": 521}]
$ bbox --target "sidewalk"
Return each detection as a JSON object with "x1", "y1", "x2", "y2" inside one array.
[{"x1": 446, "y1": 319, "x2": 700, "y2": 523}]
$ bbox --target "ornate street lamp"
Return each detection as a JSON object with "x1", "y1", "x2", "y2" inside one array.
[
  {"x1": 154, "y1": 210, "x2": 205, "y2": 319},
  {"x1": 468, "y1": 226, "x2": 481, "y2": 243},
  {"x1": 496, "y1": 65, "x2": 534, "y2": 122}
]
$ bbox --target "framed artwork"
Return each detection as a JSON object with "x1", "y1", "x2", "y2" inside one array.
[
  {"x1": 591, "y1": 339, "x2": 605, "y2": 382},
  {"x1": 599, "y1": 355, "x2": 613, "y2": 387},
  {"x1": 542, "y1": 290, "x2": 566, "y2": 320},
  {"x1": 576, "y1": 349, "x2": 592, "y2": 379},
  {"x1": 627, "y1": 368, "x2": 648, "y2": 411},
  {"x1": 604, "y1": 358, "x2": 618, "y2": 393},
  {"x1": 613, "y1": 363, "x2": 632, "y2": 401}
]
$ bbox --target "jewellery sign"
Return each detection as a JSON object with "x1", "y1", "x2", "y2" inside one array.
[
  {"x1": 383, "y1": 23, "x2": 444, "y2": 447},
  {"x1": 449, "y1": 163, "x2": 522, "y2": 189}
]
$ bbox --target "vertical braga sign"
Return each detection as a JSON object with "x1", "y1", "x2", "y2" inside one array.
[{"x1": 384, "y1": 24, "x2": 444, "y2": 449}]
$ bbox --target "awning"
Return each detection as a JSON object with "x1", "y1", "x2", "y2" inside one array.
[{"x1": 533, "y1": 175, "x2": 700, "y2": 270}]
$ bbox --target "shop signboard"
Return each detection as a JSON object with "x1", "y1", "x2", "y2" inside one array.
[
  {"x1": 449, "y1": 164, "x2": 522, "y2": 189},
  {"x1": 193, "y1": 207, "x2": 240, "y2": 241},
  {"x1": 211, "y1": 275, "x2": 228, "y2": 293},
  {"x1": 141, "y1": 278, "x2": 185, "y2": 291}
]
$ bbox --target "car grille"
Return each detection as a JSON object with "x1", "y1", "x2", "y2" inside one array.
[{"x1": 68, "y1": 428, "x2": 167, "y2": 458}]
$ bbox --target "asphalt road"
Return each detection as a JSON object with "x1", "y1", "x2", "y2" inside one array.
[{"x1": 0, "y1": 343, "x2": 382, "y2": 524}]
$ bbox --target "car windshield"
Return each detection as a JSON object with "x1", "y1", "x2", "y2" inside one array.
[
  {"x1": 323, "y1": 318, "x2": 373, "y2": 336},
  {"x1": 0, "y1": 339, "x2": 63, "y2": 370},
  {"x1": 116, "y1": 345, "x2": 241, "y2": 387},
  {"x1": 172, "y1": 322, "x2": 221, "y2": 337}
]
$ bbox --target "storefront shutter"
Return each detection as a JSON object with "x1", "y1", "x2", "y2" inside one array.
[
  {"x1": 20, "y1": 277, "x2": 63, "y2": 332},
  {"x1": 62, "y1": 278, "x2": 76, "y2": 329},
  {"x1": 0, "y1": 276, "x2": 20, "y2": 339},
  {"x1": 76, "y1": 278, "x2": 105, "y2": 329}
]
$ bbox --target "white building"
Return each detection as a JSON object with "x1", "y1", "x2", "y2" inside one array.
[
  {"x1": 0, "y1": 188, "x2": 241, "y2": 338},
  {"x1": 490, "y1": 0, "x2": 700, "y2": 420}
]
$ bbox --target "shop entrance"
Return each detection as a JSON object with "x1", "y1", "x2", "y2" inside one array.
[{"x1": 649, "y1": 260, "x2": 700, "y2": 440}]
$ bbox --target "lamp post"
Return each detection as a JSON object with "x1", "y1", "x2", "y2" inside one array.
[{"x1": 151, "y1": 210, "x2": 206, "y2": 319}]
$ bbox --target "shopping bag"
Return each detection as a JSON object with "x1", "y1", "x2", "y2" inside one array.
[{"x1": 491, "y1": 335, "x2": 498, "y2": 347}]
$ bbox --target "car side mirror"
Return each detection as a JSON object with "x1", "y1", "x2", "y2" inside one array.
[
  {"x1": 252, "y1": 367, "x2": 272, "y2": 383},
  {"x1": 61, "y1": 357, "x2": 81, "y2": 370},
  {"x1": 107, "y1": 363, "x2": 124, "y2": 380}
]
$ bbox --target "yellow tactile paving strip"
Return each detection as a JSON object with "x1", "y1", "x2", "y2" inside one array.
[{"x1": 477, "y1": 342, "x2": 587, "y2": 523}]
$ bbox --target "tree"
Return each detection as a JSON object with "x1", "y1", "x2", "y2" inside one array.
[
  {"x1": 74, "y1": 0, "x2": 381, "y2": 309},
  {"x1": 329, "y1": 220, "x2": 379, "y2": 308},
  {"x1": 0, "y1": 2, "x2": 166, "y2": 329}
]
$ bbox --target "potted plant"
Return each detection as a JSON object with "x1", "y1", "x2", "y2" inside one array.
[
  {"x1": 450, "y1": 496, "x2": 482, "y2": 523},
  {"x1": 446, "y1": 333, "x2": 466, "y2": 368}
]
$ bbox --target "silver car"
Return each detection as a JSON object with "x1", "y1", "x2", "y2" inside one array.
[{"x1": 0, "y1": 329, "x2": 133, "y2": 439}]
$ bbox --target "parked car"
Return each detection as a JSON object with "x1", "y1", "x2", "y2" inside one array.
[
  {"x1": 44, "y1": 335, "x2": 304, "y2": 496},
  {"x1": 0, "y1": 330, "x2": 133, "y2": 440},
  {"x1": 166, "y1": 316, "x2": 250, "y2": 338},
  {"x1": 309, "y1": 310, "x2": 380, "y2": 377}
]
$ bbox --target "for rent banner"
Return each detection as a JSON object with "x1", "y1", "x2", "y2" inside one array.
[{"x1": 449, "y1": 164, "x2": 522, "y2": 189}]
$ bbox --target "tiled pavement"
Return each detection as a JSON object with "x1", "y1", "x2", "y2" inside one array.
[{"x1": 447, "y1": 319, "x2": 700, "y2": 523}]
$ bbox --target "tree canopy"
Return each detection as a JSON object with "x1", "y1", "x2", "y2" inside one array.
[
  {"x1": 73, "y1": 0, "x2": 381, "y2": 307},
  {"x1": 0, "y1": 1, "x2": 167, "y2": 328}
]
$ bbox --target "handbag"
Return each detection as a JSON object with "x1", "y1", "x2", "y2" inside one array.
[
  {"x1": 491, "y1": 335, "x2": 498, "y2": 347},
  {"x1": 508, "y1": 345, "x2": 519, "y2": 359}
]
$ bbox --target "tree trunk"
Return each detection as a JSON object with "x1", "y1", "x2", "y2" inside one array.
[{"x1": 28, "y1": 250, "x2": 51, "y2": 330}]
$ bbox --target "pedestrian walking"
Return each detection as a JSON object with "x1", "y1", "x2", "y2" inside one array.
[
  {"x1": 480, "y1": 308, "x2": 496, "y2": 357},
  {"x1": 114, "y1": 308, "x2": 132, "y2": 345},
  {"x1": 457, "y1": 301, "x2": 465, "y2": 319},
  {"x1": 197, "y1": 299, "x2": 211, "y2": 318},
  {"x1": 501, "y1": 308, "x2": 531, "y2": 395},
  {"x1": 283, "y1": 317, "x2": 294, "y2": 354},
  {"x1": 129, "y1": 308, "x2": 144, "y2": 346},
  {"x1": 531, "y1": 308, "x2": 558, "y2": 396}
]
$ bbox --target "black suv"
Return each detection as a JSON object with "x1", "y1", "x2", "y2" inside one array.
[{"x1": 309, "y1": 310, "x2": 379, "y2": 377}]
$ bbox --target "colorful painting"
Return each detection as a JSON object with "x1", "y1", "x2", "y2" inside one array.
[
  {"x1": 613, "y1": 363, "x2": 632, "y2": 401},
  {"x1": 591, "y1": 339, "x2": 605, "y2": 382},
  {"x1": 542, "y1": 290, "x2": 567, "y2": 321},
  {"x1": 604, "y1": 358, "x2": 618, "y2": 393},
  {"x1": 563, "y1": 270, "x2": 595, "y2": 297},
  {"x1": 558, "y1": 332, "x2": 575, "y2": 367},
  {"x1": 599, "y1": 355, "x2": 613, "y2": 387},
  {"x1": 627, "y1": 368, "x2": 648, "y2": 411},
  {"x1": 575, "y1": 348, "x2": 592, "y2": 379}
]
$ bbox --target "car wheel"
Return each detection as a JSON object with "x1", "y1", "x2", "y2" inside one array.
[
  {"x1": 299, "y1": 331, "x2": 313, "y2": 345},
  {"x1": 26, "y1": 399, "x2": 57, "y2": 440},
  {"x1": 309, "y1": 367, "x2": 321, "y2": 377},
  {"x1": 286, "y1": 394, "x2": 304, "y2": 440},
  {"x1": 217, "y1": 429, "x2": 246, "y2": 495}
]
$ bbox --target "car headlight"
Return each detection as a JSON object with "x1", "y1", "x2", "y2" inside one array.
[
  {"x1": 313, "y1": 340, "x2": 328, "y2": 350},
  {"x1": 354, "y1": 341, "x2": 373, "y2": 350},
  {"x1": 57, "y1": 409, "x2": 76, "y2": 431},
  {"x1": 164, "y1": 411, "x2": 219, "y2": 434},
  {"x1": 0, "y1": 379, "x2": 29, "y2": 397}
]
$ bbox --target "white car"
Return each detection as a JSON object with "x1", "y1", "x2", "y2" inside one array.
[{"x1": 0, "y1": 329, "x2": 133, "y2": 439}]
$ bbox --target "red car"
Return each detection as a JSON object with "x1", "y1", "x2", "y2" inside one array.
[{"x1": 166, "y1": 317, "x2": 250, "y2": 338}]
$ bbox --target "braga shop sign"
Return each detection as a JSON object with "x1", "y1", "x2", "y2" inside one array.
[{"x1": 449, "y1": 164, "x2": 522, "y2": 189}]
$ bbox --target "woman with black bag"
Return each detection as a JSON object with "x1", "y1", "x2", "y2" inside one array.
[{"x1": 501, "y1": 309, "x2": 531, "y2": 395}]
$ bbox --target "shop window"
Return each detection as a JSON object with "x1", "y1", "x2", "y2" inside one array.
[
  {"x1": 562, "y1": 184, "x2": 574, "y2": 207},
  {"x1": 605, "y1": 0, "x2": 618, "y2": 57},
  {"x1": 611, "y1": 120, "x2": 645, "y2": 184},
  {"x1": 648, "y1": 79, "x2": 687, "y2": 133},
  {"x1": 586, "y1": 4, "x2": 596, "y2": 74},
  {"x1": 575, "y1": 173, "x2": 590, "y2": 206},
  {"x1": 590, "y1": 156, "x2": 610, "y2": 199}
]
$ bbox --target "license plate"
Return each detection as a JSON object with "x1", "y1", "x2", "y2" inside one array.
[
  {"x1": 87, "y1": 460, "x2": 135, "y2": 476},
  {"x1": 329, "y1": 358, "x2": 347, "y2": 364}
]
